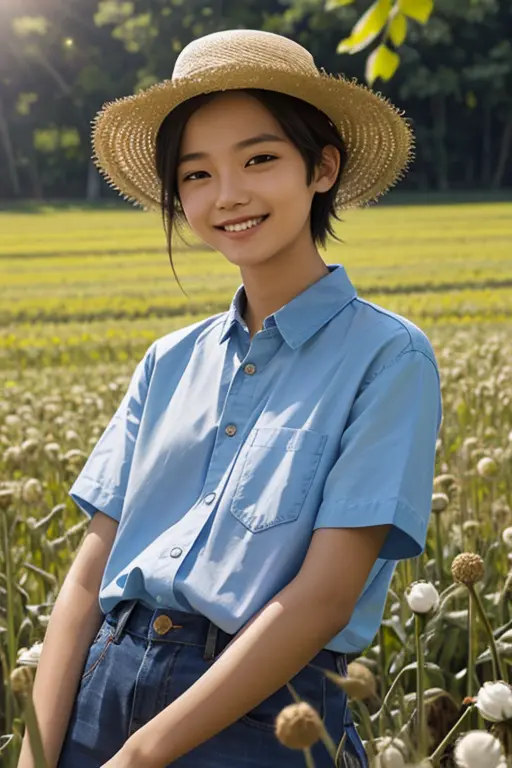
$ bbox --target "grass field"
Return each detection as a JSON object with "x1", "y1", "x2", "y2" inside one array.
[{"x1": 1, "y1": 201, "x2": 511, "y2": 371}]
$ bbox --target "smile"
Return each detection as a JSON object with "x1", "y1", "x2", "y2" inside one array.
[{"x1": 216, "y1": 215, "x2": 269, "y2": 235}]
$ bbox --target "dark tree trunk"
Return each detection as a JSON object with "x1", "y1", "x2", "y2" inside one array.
[
  {"x1": 492, "y1": 104, "x2": 512, "y2": 189},
  {"x1": 481, "y1": 93, "x2": 493, "y2": 186},
  {"x1": 0, "y1": 93, "x2": 21, "y2": 196},
  {"x1": 431, "y1": 93, "x2": 449, "y2": 191}
]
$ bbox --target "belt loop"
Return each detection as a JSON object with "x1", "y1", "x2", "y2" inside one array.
[
  {"x1": 204, "y1": 621, "x2": 219, "y2": 661},
  {"x1": 112, "y1": 599, "x2": 138, "y2": 645}
]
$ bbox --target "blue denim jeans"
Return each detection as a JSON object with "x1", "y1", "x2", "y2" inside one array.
[{"x1": 57, "y1": 600, "x2": 368, "y2": 768}]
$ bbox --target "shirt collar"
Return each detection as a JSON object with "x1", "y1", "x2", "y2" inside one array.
[{"x1": 219, "y1": 263, "x2": 357, "y2": 349}]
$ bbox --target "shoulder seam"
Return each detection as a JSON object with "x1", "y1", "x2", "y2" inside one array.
[
  {"x1": 355, "y1": 297, "x2": 415, "y2": 347},
  {"x1": 362, "y1": 347, "x2": 439, "y2": 387}
]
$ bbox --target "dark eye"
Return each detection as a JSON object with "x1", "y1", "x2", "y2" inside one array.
[
  {"x1": 182, "y1": 154, "x2": 276, "y2": 182},
  {"x1": 182, "y1": 170, "x2": 207, "y2": 182},
  {"x1": 247, "y1": 154, "x2": 276, "y2": 166}
]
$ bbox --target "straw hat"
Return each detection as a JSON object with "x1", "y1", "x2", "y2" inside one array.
[{"x1": 92, "y1": 28, "x2": 415, "y2": 211}]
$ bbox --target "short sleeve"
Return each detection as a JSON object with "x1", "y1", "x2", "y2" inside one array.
[
  {"x1": 313, "y1": 349, "x2": 442, "y2": 560},
  {"x1": 68, "y1": 343, "x2": 155, "y2": 522}
]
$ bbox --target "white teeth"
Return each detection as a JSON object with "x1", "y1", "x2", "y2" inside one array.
[{"x1": 223, "y1": 216, "x2": 265, "y2": 232}]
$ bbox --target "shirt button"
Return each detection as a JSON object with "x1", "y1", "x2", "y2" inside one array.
[
  {"x1": 204, "y1": 492, "x2": 216, "y2": 504},
  {"x1": 156, "y1": 595, "x2": 163, "y2": 604},
  {"x1": 244, "y1": 363, "x2": 257, "y2": 375},
  {"x1": 170, "y1": 547, "x2": 183, "y2": 558},
  {"x1": 225, "y1": 424, "x2": 237, "y2": 436}
]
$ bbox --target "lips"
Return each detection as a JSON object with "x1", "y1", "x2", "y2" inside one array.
[{"x1": 215, "y1": 214, "x2": 269, "y2": 231}]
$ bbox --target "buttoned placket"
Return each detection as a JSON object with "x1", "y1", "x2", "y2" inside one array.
[{"x1": 151, "y1": 326, "x2": 283, "y2": 603}]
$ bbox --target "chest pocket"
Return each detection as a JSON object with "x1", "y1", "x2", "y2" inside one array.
[{"x1": 229, "y1": 427, "x2": 328, "y2": 533}]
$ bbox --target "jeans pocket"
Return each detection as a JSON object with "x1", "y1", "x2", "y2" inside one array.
[
  {"x1": 79, "y1": 622, "x2": 114, "y2": 684},
  {"x1": 241, "y1": 661, "x2": 327, "y2": 733}
]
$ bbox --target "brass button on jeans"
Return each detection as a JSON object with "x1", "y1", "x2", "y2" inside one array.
[{"x1": 152, "y1": 615, "x2": 174, "y2": 635}]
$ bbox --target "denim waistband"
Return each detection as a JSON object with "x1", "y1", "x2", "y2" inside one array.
[
  {"x1": 105, "y1": 599, "x2": 235, "y2": 661},
  {"x1": 105, "y1": 599, "x2": 346, "y2": 670}
]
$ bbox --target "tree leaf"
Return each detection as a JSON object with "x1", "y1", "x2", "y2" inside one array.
[
  {"x1": 325, "y1": 0, "x2": 355, "y2": 9},
  {"x1": 398, "y1": 0, "x2": 434, "y2": 24},
  {"x1": 337, "y1": 0, "x2": 392, "y2": 54},
  {"x1": 388, "y1": 10, "x2": 408, "y2": 46},
  {"x1": 365, "y1": 44, "x2": 400, "y2": 85}
]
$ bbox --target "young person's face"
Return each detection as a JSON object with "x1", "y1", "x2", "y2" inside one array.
[{"x1": 176, "y1": 91, "x2": 338, "y2": 269}]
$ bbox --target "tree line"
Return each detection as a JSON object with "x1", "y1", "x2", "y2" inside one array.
[{"x1": 0, "y1": 0, "x2": 510, "y2": 202}]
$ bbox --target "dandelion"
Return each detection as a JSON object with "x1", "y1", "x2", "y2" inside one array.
[
  {"x1": 452, "y1": 554, "x2": 504, "y2": 681},
  {"x1": 3, "y1": 446, "x2": 22, "y2": 465},
  {"x1": 374, "y1": 737, "x2": 408, "y2": 768},
  {"x1": 346, "y1": 661, "x2": 377, "y2": 700},
  {"x1": 406, "y1": 582, "x2": 440, "y2": 614},
  {"x1": 62, "y1": 448, "x2": 87, "y2": 467},
  {"x1": 44, "y1": 442, "x2": 61, "y2": 459},
  {"x1": 5, "y1": 414, "x2": 21, "y2": 428},
  {"x1": 502, "y1": 527, "x2": 512, "y2": 549},
  {"x1": 9, "y1": 666, "x2": 34, "y2": 696},
  {"x1": 17, "y1": 642, "x2": 43, "y2": 668},
  {"x1": 22, "y1": 479, "x2": 43, "y2": 504},
  {"x1": 453, "y1": 730, "x2": 505, "y2": 768},
  {"x1": 0, "y1": 488, "x2": 15, "y2": 510},
  {"x1": 20, "y1": 438, "x2": 40, "y2": 456},
  {"x1": 451, "y1": 553, "x2": 485, "y2": 586},
  {"x1": 406, "y1": 582, "x2": 439, "y2": 757},
  {"x1": 431, "y1": 493, "x2": 450, "y2": 513},
  {"x1": 477, "y1": 457, "x2": 499, "y2": 479},
  {"x1": 275, "y1": 701, "x2": 324, "y2": 749},
  {"x1": 475, "y1": 682, "x2": 512, "y2": 723}
]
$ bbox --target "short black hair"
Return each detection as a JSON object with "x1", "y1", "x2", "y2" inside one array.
[{"x1": 155, "y1": 88, "x2": 348, "y2": 296}]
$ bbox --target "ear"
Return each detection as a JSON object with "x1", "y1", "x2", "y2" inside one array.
[{"x1": 313, "y1": 145, "x2": 341, "y2": 194}]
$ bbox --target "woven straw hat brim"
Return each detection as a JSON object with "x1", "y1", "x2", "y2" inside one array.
[{"x1": 92, "y1": 62, "x2": 415, "y2": 211}]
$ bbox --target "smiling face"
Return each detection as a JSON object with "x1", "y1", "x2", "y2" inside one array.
[{"x1": 176, "y1": 90, "x2": 337, "y2": 270}]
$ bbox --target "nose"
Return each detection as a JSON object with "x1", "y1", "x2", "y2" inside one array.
[{"x1": 215, "y1": 170, "x2": 250, "y2": 210}]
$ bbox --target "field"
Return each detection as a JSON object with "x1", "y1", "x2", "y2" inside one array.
[{"x1": 1, "y1": 202, "x2": 512, "y2": 766}]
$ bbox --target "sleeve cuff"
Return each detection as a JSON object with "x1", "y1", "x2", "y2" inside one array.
[
  {"x1": 69, "y1": 474, "x2": 125, "y2": 522},
  {"x1": 313, "y1": 496, "x2": 427, "y2": 560}
]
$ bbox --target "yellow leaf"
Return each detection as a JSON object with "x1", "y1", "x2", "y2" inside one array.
[
  {"x1": 325, "y1": 0, "x2": 354, "y2": 8},
  {"x1": 466, "y1": 91, "x2": 477, "y2": 109},
  {"x1": 337, "y1": 0, "x2": 392, "y2": 54},
  {"x1": 365, "y1": 44, "x2": 400, "y2": 86},
  {"x1": 388, "y1": 11, "x2": 408, "y2": 46},
  {"x1": 397, "y1": 0, "x2": 434, "y2": 24}
]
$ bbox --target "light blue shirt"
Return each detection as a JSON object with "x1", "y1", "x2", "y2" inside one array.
[{"x1": 69, "y1": 263, "x2": 442, "y2": 653}]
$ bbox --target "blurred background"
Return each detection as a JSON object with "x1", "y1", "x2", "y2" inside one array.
[{"x1": 0, "y1": 0, "x2": 511, "y2": 203}]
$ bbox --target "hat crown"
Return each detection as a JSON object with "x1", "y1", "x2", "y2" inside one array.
[{"x1": 172, "y1": 29, "x2": 316, "y2": 81}]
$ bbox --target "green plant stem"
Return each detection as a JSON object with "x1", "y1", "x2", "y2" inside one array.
[
  {"x1": 467, "y1": 595, "x2": 477, "y2": 727},
  {"x1": 303, "y1": 747, "x2": 316, "y2": 768},
  {"x1": 23, "y1": 692, "x2": 48, "y2": 768},
  {"x1": 2, "y1": 515, "x2": 17, "y2": 672},
  {"x1": 378, "y1": 624, "x2": 387, "y2": 736},
  {"x1": 434, "y1": 513, "x2": 444, "y2": 588},
  {"x1": 468, "y1": 584, "x2": 506, "y2": 681},
  {"x1": 355, "y1": 700, "x2": 377, "y2": 761},
  {"x1": 415, "y1": 614, "x2": 427, "y2": 759},
  {"x1": 2, "y1": 514, "x2": 16, "y2": 744},
  {"x1": 429, "y1": 706, "x2": 473, "y2": 766}
]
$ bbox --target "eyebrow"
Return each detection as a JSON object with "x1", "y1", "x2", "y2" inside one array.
[{"x1": 178, "y1": 132, "x2": 287, "y2": 166}]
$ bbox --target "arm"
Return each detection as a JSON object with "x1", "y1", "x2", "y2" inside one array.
[
  {"x1": 120, "y1": 524, "x2": 390, "y2": 768},
  {"x1": 17, "y1": 511, "x2": 118, "y2": 768}
]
